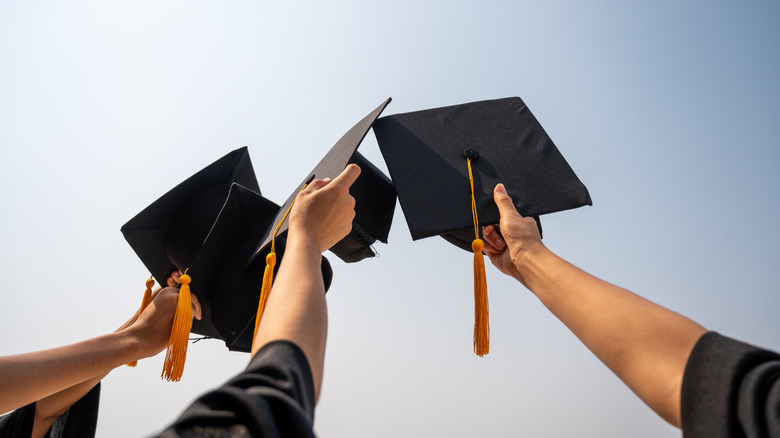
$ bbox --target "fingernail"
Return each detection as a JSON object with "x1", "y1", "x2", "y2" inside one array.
[
  {"x1": 496, "y1": 183, "x2": 506, "y2": 194},
  {"x1": 496, "y1": 237, "x2": 505, "y2": 248},
  {"x1": 482, "y1": 225, "x2": 492, "y2": 235}
]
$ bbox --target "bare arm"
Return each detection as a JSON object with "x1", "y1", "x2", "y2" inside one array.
[
  {"x1": 482, "y1": 183, "x2": 706, "y2": 427},
  {"x1": 251, "y1": 164, "x2": 361, "y2": 401},
  {"x1": 28, "y1": 280, "x2": 189, "y2": 438},
  {"x1": 1, "y1": 284, "x2": 202, "y2": 435},
  {"x1": 30, "y1": 313, "x2": 136, "y2": 438},
  {"x1": 0, "y1": 328, "x2": 147, "y2": 416}
]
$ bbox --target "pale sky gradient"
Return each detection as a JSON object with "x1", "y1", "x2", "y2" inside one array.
[{"x1": 1, "y1": 1, "x2": 779, "y2": 437}]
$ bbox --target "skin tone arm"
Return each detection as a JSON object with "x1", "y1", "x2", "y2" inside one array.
[
  {"x1": 1, "y1": 281, "x2": 202, "y2": 438},
  {"x1": 29, "y1": 313, "x2": 139, "y2": 438},
  {"x1": 481, "y1": 183, "x2": 706, "y2": 428},
  {"x1": 251, "y1": 164, "x2": 361, "y2": 401}
]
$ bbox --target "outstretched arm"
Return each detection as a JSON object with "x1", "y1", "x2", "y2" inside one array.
[
  {"x1": 251, "y1": 164, "x2": 361, "y2": 401},
  {"x1": 1, "y1": 283, "x2": 202, "y2": 436},
  {"x1": 482, "y1": 183, "x2": 706, "y2": 427}
]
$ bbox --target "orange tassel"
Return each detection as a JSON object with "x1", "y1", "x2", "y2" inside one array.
[
  {"x1": 161, "y1": 271, "x2": 192, "y2": 381},
  {"x1": 467, "y1": 157, "x2": 490, "y2": 356},
  {"x1": 472, "y1": 239, "x2": 490, "y2": 356},
  {"x1": 126, "y1": 276, "x2": 155, "y2": 367},
  {"x1": 253, "y1": 252, "x2": 276, "y2": 341}
]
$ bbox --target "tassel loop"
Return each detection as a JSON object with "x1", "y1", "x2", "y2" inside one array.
[{"x1": 161, "y1": 271, "x2": 193, "y2": 381}]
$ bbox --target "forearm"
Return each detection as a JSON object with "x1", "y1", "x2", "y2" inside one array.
[
  {"x1": 0, "y1": 331, "x2": 142, "y2": 415},
  {"x1": 28, "y1": 312, "x2": 148, "y2": 436},
  {"x1": 519, "y1": 245, "x2": 706, "y2": 427},
  {"x1": 251, "y1": 235, "x2": 328, "y2": 399}
]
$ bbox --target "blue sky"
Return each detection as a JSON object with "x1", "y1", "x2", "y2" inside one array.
[{"x1": 1, "y1": 1, "x2": 778, "y2": 436}]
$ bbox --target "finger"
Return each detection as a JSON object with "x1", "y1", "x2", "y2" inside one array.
[
  {"x1": 190, "y1": 293, "x2": 203, "y2": 321},
  {"x1": 482, "y1": 224, "x2": 506, "y2": 251},
  {"x1": 494, "y1": 183, "x2": 523, "y2": 220},
  {"x1": 166, "y1": 269, "x2": 182, "y2": 288},
  {"x1": 307, "y1": 177, "x2": 331, "y2": 191},
  {"x1": 481, "y1": 236, "x2": 505, "y2": 255},
  {"x1": 329, "y1": 164, "x2": 361, "y2": 190}
]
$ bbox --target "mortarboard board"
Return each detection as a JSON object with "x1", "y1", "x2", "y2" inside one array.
[
  {"x1": 250, "y1": 97, "x2": 396, "y2": 266},
  {"x1": 373, "y1": 97, "x2": 592, "y2": 249},
  {"x1": 372, "y1": 97, "x2": 592, "y2": 355},
  {"x1": 121, "y1": 148, "x2": 333, "y2": 363}
]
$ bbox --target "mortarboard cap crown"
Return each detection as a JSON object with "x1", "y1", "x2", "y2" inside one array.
[{"x1": 373, "y1": 96, "x2": 592, "y2": 251}]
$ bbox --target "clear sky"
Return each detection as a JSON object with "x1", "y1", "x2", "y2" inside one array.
[{"x1": 1, "y1": 1, "x2": 778, "y2": 437}]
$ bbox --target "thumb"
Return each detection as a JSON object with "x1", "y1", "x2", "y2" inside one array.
[{"x1": 493, "y1": 183, "x2": 522, "y2": 219}]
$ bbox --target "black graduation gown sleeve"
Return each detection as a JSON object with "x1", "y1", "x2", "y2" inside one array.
[
  {"x1": 156, "y1": 340, "x2": 317, "y2": 438},
  {"x1": 0, "y1": 383, "x2": 100, "y2": 438},
  {"x1": 681, "y1": 331, "x2": 780, "y2": 438}
]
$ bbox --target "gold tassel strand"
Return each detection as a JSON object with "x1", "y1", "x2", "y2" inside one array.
[{"x1": 161, "y1": 270, "x2": 193, "y2": 381}]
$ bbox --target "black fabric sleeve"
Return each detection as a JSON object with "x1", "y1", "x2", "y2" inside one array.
[
  {"x1": 55, "y1": 383, "x2": 100, "y2": 438},
  {"x1": 0, "y1": 402, "x2": 35, "y2": 438},
  {"x1": 0, "y1": 382, "x2": 100, "y2": 438},
  {"x1": 157, "y1": 340, "x2": 317, "y2": 438},
  {"x1": 681, "y1": 331, "x2": 780, "y2": 438}
]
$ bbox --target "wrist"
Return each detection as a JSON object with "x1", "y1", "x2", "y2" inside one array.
[
  {"x1": 118, "y1": 326, "x2": 156, "y2": 361},
  {"x1": 512, "y1": 240, "x2": 549, "y2": 286},
  {"x1": 285, "y1": 232, "x2": 325, "y2": 260}
]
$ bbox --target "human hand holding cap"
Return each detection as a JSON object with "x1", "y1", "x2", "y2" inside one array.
[
  {"x1": 289, "y1": 164, "x2": 361, "y2": 253},
  {"x1": 482, "y1": 183, "x2": 545, "y2": 282}
]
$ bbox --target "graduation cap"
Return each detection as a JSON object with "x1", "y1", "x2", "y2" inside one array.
[
  {"x1": 121, "y1": 147, "x2": 333, "y2": 380},
  {"x1": 373, "y1": 97, "x2": 592, "y2": 356}
]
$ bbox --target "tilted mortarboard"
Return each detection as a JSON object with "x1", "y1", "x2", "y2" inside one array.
[
  {"x1": 251, "y1": 97, "x2": 395, "y2": 265},
  {"x1": 373, "y1": 97, "x2": 592, "y2": 356}
]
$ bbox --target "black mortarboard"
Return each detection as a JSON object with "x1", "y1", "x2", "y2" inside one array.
[
  {"x1": 373, "y1": 97, "x2": 592, "y2": 250},
  {"x1": 250, "y1": 97, "x2": 396, "y2": 265},
  {"x1": 121, "y1": 147, "x2": 332, "y2": 354},
  {"x1": 372, "y1": 97, "x2": 592, "y2": 356}
]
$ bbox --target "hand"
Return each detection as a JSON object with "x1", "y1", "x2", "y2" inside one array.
[
  {"x1": 117, "y1": 270, "x2": 198, "y2": 331},
  {"x1": 482, "y1": 183, "x2": 546, "y2": 283},
  {"x1": 288, "y1": 164, "x2": 361, "y2": 253},
  {"x1": 124, "y1": 271, "x2": 202, "y2": 359}
]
